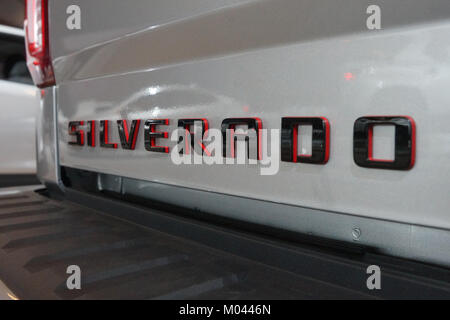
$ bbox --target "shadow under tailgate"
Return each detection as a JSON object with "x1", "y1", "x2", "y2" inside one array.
[{"x1": 0, "y1": 187, "x2": 449, "y2": 300}]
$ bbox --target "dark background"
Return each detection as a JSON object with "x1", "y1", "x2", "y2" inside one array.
[{"x1": 0, "y1": 0, "x2": 25, "y2": 28}]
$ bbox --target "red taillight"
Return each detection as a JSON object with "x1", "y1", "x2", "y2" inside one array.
[{"x1": 25, "y1": 0, "x2": 55, "y2": 88}]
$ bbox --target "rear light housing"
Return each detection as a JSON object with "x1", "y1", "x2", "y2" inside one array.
[{"x1": 24, "y1": 0, "x2": 55, "y2": 88}]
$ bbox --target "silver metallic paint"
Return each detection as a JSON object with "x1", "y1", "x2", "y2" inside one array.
[
  {"x1": 47, "y1": 0, "x2": 450, "y2": 263},
  {"x1": 36, "y1": 87, "x2": 61, "y2": 187},
  {"x1": 104, "y1": 174, "x2": 450, "y2": 267}
]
